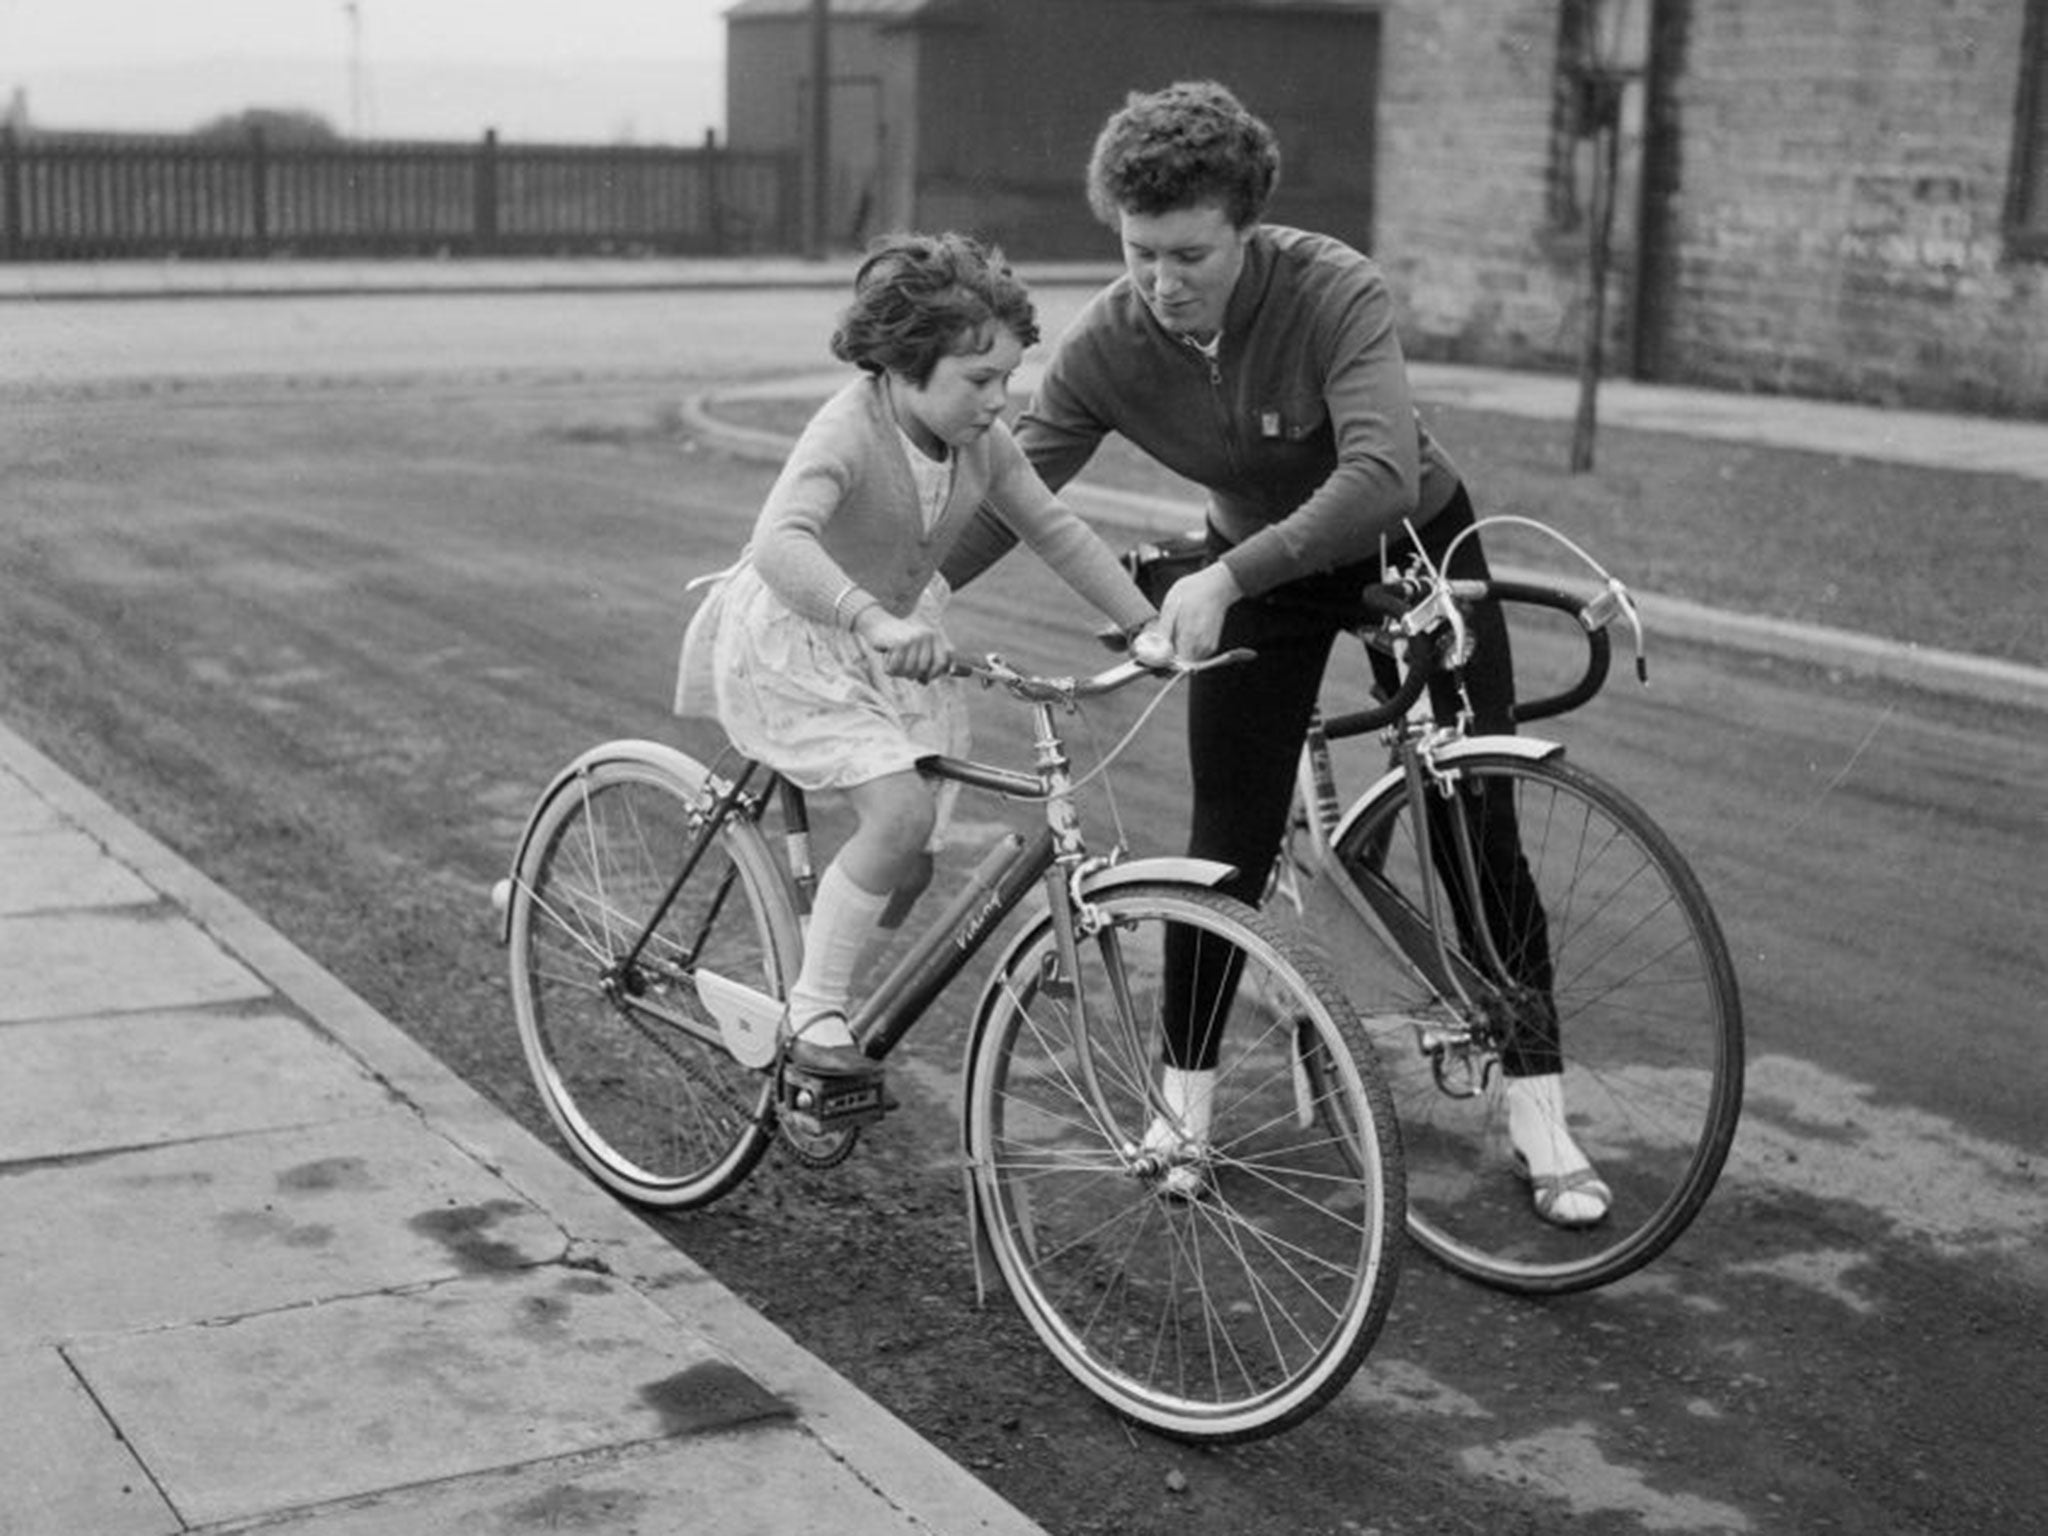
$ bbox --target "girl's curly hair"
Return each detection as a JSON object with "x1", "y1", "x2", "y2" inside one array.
[
  {"x1": 1085, "y1": 80, "x2": 1281, "y2": 230},
  {"x1": 830, "y1": 231, "x2": 1038, "y2": 385}
]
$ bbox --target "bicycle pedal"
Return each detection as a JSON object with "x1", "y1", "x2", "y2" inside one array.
[{"x1": 778, "y1": 1061, "x2": 889, "y2": 1137}]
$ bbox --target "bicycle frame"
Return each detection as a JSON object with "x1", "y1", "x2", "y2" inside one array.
[
  {"x1": 569, "y1": 677, "x2": 1233, "y2": 1124},
  {"x1": 1296, "y1": 708, "x2": 1559, "y2": 1015},
  {"x1": 1280, "y1": 571, "x2": 1613, "y2": 1095}
]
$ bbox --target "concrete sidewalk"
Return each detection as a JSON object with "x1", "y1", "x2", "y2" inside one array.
[{"x1": 0, "y1": 718, "x2": 1045, "y2": 1536}]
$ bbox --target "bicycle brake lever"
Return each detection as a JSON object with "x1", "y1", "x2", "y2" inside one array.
[{"x1": 1607, "y1": 579, "x2": 1649, "y2": 684}]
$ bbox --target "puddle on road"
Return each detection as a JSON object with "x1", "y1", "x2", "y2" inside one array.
[
  {"x1": 1461, "y1": 1420, "x2": 1752, "y2": 1533},
  {"x1": 1732, "y1": 1053, "x2": 2043, "y2": 1259}
]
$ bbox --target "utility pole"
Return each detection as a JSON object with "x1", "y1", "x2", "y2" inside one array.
[
  {"x1": 343, "y1": 2, "x2": 366, "y2": 137},
  {"x1": 1568, "y1": 0, "x2": 1641, "y2": 474},
  {"x1": 804, "y1": 0, "x2": 830, "y2": 260}
]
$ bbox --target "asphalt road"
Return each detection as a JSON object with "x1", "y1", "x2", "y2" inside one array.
[{"x1": 2, "y1": 288, "x2": 2041, "y2": 1536}]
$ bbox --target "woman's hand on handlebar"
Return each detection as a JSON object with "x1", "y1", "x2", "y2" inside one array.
[
  {"x1": 1159, "y1": 562, "x2": 1243, "y2": 661},
  {"x1": 1128, "y1": 622, "x2": 1176, "y2": 671}
]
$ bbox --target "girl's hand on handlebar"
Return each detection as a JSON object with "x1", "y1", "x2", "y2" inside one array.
[
  {"x1": 1159, "y1": 562, "x2": 1243, "y2": 661},
  {"x1": 858, "y1": 610, "x2": 955, "y2": 681}
]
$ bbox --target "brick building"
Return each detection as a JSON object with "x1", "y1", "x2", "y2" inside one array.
[{"x1": 727, "y1": 0, "x2": 2048, "y2": 416}]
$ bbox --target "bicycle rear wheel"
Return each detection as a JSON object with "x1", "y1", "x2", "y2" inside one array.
[
  {"x1": 1311, "y1": 751, "x2": 1741, "y2": 1293},
  {"x1": 505, "y1": 746, "x2": 797, "y2": 1209},
  {"x1": 963, "y1": 883, "x2": 1403, "y2": 1443}
]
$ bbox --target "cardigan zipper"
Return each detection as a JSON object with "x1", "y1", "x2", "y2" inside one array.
[{"x1": 1183, "y1": 335, "x2": 1244, "y2": 481}]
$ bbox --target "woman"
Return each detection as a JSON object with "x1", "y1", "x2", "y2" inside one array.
[{"x1": 943, "y1": 81, "x2": 1607, "y2": 1225}]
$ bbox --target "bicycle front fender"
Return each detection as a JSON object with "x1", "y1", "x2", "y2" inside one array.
[
  {"x1": 962, "y1": 853, "x2": 1238, "y2": 1052},
  {"x1": 1077, "y1": 855, "x2": 1239, "y2": 895},
  {"x1": 956, "y1": 852, "x2": 1237, "y2": 1305},
  {"x1": 1329, "y1": 733, "x2": 1562, "y2": 853},
  {"x1": 494, "y1": 738, "x2": 722, "y2": 944}
]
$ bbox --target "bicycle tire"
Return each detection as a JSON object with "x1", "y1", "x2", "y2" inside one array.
[
  {"x1": 1301, "y1": 751, "x2": 1742, "y2": 1294},
  {"x1": 962, "y1": 883, "x2": 1404, "y2": 1443},
  {"x1": 505, "y1": 746, "x2": 797, "y2": 1209}
]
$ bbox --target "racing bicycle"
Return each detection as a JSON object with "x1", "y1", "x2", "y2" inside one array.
[{"x1": 1127, "y1": 516, "x2": 1744, "y2": 1296}]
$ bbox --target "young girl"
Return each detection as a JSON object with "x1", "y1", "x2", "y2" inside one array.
[{"x1": 678, "y1": 232, "x2": 1161, "y2": 1074}]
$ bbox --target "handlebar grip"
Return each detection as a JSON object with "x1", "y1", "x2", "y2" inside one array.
[
  {"x1": 1353, "y1": 582, "x2": 1415, "y2": 625},
  {"x1": 1322, "y1": 658, "x2": 1429, "y2": 740},
  {"x1": 1515, "y1": 626, "x2": 1611, "y2": 724},
  {"x1": 1483, "y1": 580, "x2": 1616, "y2": 724}
]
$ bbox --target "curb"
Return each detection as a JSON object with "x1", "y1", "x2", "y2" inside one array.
[{"x1": 679, "y1": 386, "x2": 2048, "y2": 717}]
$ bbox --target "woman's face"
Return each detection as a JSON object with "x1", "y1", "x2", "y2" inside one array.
[
  {"x1": 1117, "y1": 202, "x2": 1252, "y2": 343},
  {"x1": 893, "y1": 322, "x2": 1023, "y2": 453}
]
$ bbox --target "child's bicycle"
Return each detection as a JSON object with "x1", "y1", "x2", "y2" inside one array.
[
  {"x1": 492, "y1": 644, "x2": 1403, "y2": 1443},
  {"x1": 1129, "y1": 516, "x2": 1744, "y2": 1297}
]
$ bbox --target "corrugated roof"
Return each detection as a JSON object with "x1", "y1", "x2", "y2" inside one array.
[
  {"x1": 725, "y1": 0, "x2": 938, "y2": 20},
  {"x1": 725, "y1": 0, "x2": 1376, "y2": 17}
]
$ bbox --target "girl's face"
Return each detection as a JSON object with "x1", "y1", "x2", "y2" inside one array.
[
  {"x1": 1117, "y1": 201, "x2": 1252, "y2": 343},
  {"x1": 893, "y1": 323, "x2": 1023, "y2": 454}
]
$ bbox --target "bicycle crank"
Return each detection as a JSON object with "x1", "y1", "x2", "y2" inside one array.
[{"x1": 776, "y1": 1058, "x2": 889, "y2": 1140}]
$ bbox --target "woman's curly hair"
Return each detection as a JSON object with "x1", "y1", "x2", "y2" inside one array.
[
  {"x1": 830, "y1": 231, "x2": 1038, "y2": 386},
  {"x1": 1085, "y1": 80, "x2": 1281, "y2": 230}
]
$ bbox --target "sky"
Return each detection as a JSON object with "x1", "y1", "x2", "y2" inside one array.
[{"x1": 1, "y1": 0, "x2": 732, "y2": 143}]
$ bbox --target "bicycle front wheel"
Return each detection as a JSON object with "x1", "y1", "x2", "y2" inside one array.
[
  {"x1": 963, "y1": 883, "x2": 1403, "y2": 1443},
  {"x1": 1316, "y1": 751, "x2": 1742, "y2": 1293},
  {"x1": 505, "y1": 747, "x2": 798, "y2": 1209}
]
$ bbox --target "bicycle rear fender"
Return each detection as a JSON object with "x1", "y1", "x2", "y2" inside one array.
[
  {"x1": 1328, "y1": 734, "x2": 1560, "y2": 854},
  {"x1": 495, "y1": 738, "x2": 728, "y2": 945}
]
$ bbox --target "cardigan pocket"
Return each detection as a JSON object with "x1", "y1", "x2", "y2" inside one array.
[{"x1": 1254, "y1": 391, "x2": 1328, "y2": 444}]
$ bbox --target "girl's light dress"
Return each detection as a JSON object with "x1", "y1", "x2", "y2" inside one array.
[{"x1": 690, "y1": 424, "x2": 970, "y2": 794}]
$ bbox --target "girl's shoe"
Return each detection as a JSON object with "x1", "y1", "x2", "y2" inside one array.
[
  {"x1": 1504, "y1": 1072, "x2": 1611, "y2": 1228},
  {"x1": 784, "y1": 1012, "x2": 872, "y2": 1076}
]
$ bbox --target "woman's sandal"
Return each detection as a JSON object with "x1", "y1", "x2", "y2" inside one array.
[{"x1": 1513, "y1": 1151, "x2": 1612, "y2": 1229}]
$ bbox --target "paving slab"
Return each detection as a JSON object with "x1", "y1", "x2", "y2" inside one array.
[
  {"x1": 0, "y1": 823, "x2": 158, "y2": 914},
  {"x1": 0, "y1": 768, "x2": 62, "y2": 834},
  {"x1": 0, "y1": 1345, "x2": 175, "y2": 1536},
  {"x1": 0, "y1": 1005, "x2": 388, "y2": 1162},
  {"x1": 0, "y1": 1113, "x2": 568, "y2": 1349},
  {"x1": 226, "y1": 1432, "x2": 935, "y2": 1535},
  {"x1": 0, "y1": 906, "x2": 268, "y2": 1023},
  {"x1": 66, "y1": 1269, "x2": 774, "y2": 1528}
]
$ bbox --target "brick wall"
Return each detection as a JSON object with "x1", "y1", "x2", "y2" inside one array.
[
  {"x1": 1374, "y1": 3, "x2": 1578, "y2": 365},
  {"x1": 1373, "y1": 0, "x2": 2048, "y2": 416}
]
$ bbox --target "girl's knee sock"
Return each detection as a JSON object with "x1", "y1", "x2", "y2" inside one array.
[{"x1": 787, "y1": 862, "x2": 891, "y2": 1048}]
